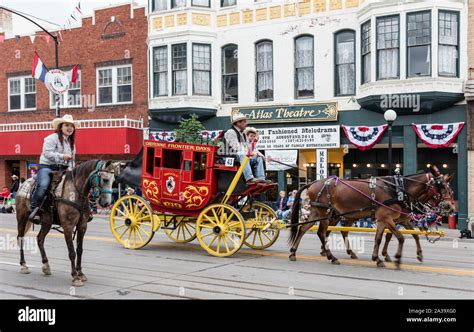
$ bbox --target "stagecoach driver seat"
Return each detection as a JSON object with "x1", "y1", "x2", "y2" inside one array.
[{"x1": 221, "y1": 113, "x2": 271, "y2": 185}]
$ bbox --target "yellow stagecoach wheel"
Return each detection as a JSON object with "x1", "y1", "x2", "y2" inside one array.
[
  {"x1": 243, "y1": 202, "x2": 280, "y2": 250},
  {"x1": 196, "y1": 204, "x2": 246, "y2": 257},
  {"x1": 110, "y1": 195, "x2": 155, "y2": 249},
  {"x1": 164, "y1": 217, "x2": 197, "y2": 243}
]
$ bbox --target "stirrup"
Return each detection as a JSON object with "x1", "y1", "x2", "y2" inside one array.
[{"x1": 28, "y1": 208, "x2": 41, "y2": 225}]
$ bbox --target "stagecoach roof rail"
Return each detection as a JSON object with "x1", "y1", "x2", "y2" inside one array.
[{"x1": 0, "y1": 117, "x2": 143, "y2": 132}]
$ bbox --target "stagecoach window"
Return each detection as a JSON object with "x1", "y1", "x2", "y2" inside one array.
[
  {"x1": 172, "y1": 43, "x2": 187, "y2": 95},
  {"x1": 361, "y1": 20, "x2": 371, "y2": 84},
  {"x1": 335, "y1": 30, "x2": 355, "y2": 96},
  {"x1": 221, "y1": 0, "x2": 236, "y2": 7},
  {"x1": 146, "y1": 147, "x2": 155, "y2": 176},
  {"x1": 153, "y1": 46, "x2": 168, "y2": 97},
  {"x1": 376, "y1": 15, "x2": 399, "y2": 80},
  {"x1": 222, "y1": 44, "x2": 238, "y2": 103},
  {"x1": 192, "y1": 44, "x2": 211, "y2": 96},
  {"x1": 256, "y1": 41, "x2": 273, "y2": 101},
  {"x1": 163, "y1": 150, "x2": 182, "y2": 169},
  {"x1": 193, "y1": 152, "x2": 207, "y2": 181},
  {"x1": 50, "y1": 71, "x2": 82, "y2": 108},
  {"x1": 151, "y1": 0, "x2": 167, "y2": 11},
  {"x1": 439, "y1": 11, "x2": 459, "y2": 77},
  {"x1": 8, "y1": 76, "x2": 36, "y2": 111},
  {"x1": 407, "y1": 11, "x2": 431, "y2": 77},
  {"x1": 295, "y1": 35, "x2": 314, "y2": 98}
]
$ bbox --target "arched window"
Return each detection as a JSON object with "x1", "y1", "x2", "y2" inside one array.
[
  {"x1": 222, "y1": 44, "x2": 238, "y2": 103},
  {"x1": 295, "y1": 35, "x2": 314, "y2": 98},
  {"x1": 256, "y1": 40, "x2": 273, "y2": 101},
  {"x1": 335, "y1": 30, "x2": 355, "y2": 96}
]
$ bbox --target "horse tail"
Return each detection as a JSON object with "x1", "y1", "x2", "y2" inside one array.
[{"x1": 288, "y1": 183, "x2": 311, "y2": 246}]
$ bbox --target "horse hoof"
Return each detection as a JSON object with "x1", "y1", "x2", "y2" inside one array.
[
  {"x1": 20, "y1": 266, "x2": 30, "y2": 274},
  {"x1": 384, "y1": 256, "x2": 392, "y2": 262},
  {"x1": 42, "y1": 264, "x2": 51, "y2": 276},
  {"x1": 376, "y1": 261, "x2": 385, "y2": 268},
  {"x1": 350, "y1": 253, "x2": 358, "y2": 259},
  {"x1": 417, "y1": 255, "x2": 423, "y2": 263},
  {"x1": 289, "y1": 255, "x2": 296, "y2": 262},
  {"x1": 331, "y1": 259, "x2": 341, "y2": 265},
  {"x1": 78, "y1": 274, "x2": 88, "y2": 282},
  {"x1": 72, "y1": 278, "x2": 84, "y2": 287},
  {"x1": 395, "y1": 260, "x2": 402, "y2": 270},
  {"x1": 320, "y1": 251, "x2": 327, "y2": 257}
]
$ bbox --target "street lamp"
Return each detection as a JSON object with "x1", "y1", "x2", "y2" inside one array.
[
  {"x1": 0, "y1": 6, "x2": 61, "y2": 118},
  {"x1": 384, "y1": 109, "x2": 397, "y2": 175}
]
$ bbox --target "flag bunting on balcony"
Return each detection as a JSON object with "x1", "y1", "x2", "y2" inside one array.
[
  {"x1": 412, "y1": 122, "x2": 465, "y2": 148},
  {"x1": 342, "y1": 125, "x2": 388, "y2": 151}
]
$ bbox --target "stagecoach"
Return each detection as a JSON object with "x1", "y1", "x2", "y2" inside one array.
[{"x1": 109, "y1": 139, "x2": 280, "y2": 257}]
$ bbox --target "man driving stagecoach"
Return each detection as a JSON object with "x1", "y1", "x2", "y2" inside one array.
[{"x1": 221, "y1": 113, "x2": 272, "y2": 185}]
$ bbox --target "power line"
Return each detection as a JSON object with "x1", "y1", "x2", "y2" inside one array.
[{"x1": 1, "y1": 5, "x2": 62, "y2": 28}]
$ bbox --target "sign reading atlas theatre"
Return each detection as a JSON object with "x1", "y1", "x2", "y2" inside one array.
[
  {"x1": 256, "y1": 126, "x2": 340, "y2": 150},
  {"x1": 233, "y1": 103, "x2": 338, "y2": 123}
]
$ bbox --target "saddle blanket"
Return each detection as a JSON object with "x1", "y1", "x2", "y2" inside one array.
[{"x1": 16, "y1": 174, "x2": 66, "y2": 210}]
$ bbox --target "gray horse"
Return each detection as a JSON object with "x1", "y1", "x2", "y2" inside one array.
[{"x1": 16, "y1": 160, "x2": 120, "y2": 286}]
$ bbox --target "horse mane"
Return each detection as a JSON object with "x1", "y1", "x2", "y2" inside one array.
[{"x1": 66, "y1": 159, "x2": 100, "y2": 190}]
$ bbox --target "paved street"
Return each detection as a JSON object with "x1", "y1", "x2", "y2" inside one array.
[{"x1": 0, "y1": 213, "x2": 473, "y2": 299}]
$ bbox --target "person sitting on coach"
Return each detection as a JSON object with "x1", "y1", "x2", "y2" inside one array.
[
  {"x1": 28, "y1": 115, "x2": 77, "y2": 224},
  {"x1": 222, "y1": 113, "x2": 270, "y2": 185}
]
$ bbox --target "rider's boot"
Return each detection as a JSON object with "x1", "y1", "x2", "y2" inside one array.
[{"x1": 28, "y1": 207, "x2": 42, "y2": 225}]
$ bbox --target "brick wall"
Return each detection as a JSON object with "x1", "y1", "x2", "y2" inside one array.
[{"x1": 0, "y1": 4, "x2": 148, "y2": 126}]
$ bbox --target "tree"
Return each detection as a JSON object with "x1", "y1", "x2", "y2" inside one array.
[{"x1": 174, "y1": 114, "x2": 205, "y2": 144}]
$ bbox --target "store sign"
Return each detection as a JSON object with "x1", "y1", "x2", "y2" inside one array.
[
  {"x1": 316, "y1": 149, "x2": 327, "y2": 180},
  {"x1": 265, "y1": 150, "x2": 298, "y2": 171},
  {"x1": 233, "y1": 103, "x2": 338, "y2": 124},
  {"x1": 256, "y1": 126, "x2": 340, "y2": 150},
  {"x1": 45, "y1": 69, "x2": 70, "y2": 94}
]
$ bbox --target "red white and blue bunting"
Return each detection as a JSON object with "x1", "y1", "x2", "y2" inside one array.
[
  {"x1": 342, "y1": 125, "x2": 388, "y2": 151},
  {"x1": 149, "y1": 130, "x2": 223, "y2": 143},
  {"x1": 412, "y1": 122, "x2": 464, "y2": 148}
]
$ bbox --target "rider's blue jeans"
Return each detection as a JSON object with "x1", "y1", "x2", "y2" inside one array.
[
  {"x1": 31, "y1": 166, "x2": 54, "y2": 209},
  {"x1": 238, "y1": 154, "x2": 265, "y2": 181}
]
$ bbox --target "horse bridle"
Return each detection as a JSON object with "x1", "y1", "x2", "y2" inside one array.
[{"x1": 88, "y1": 161, "x2": 115, "y2": 199}]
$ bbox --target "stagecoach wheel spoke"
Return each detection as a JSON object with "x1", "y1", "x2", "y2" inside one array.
[
  {"x1": 164, "y1": 219, "x2": 198, "y2": 243},
  {"x1": 110, "y1": 195, "x2": 155, "y2": 250},
  {"x1": 243, "y1": 203, "x2": 280, "y2": 250},
  {"x1": 196, "y1": 204, "x2": 245, "y2": 257}
]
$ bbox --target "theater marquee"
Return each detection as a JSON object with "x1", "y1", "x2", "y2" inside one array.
[{"x1": 256, "y1": 126, "x2": 340, "y2": 150}]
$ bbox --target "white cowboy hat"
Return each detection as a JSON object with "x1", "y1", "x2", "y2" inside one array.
[
  {"x1": 11, "y1": 175, "x2": 19, "y2": 180},
  {"x1": 231, "y1": 113, "x2": 247, "y2": 124},
  {"x1": 52, "y1": 114, "x2": 79, "y2": 130},
  {"x1": 244, "y1": 127, "x2": 258, "y2": 136}
]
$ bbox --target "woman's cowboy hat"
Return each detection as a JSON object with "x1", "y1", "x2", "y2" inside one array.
[
  {"x1": 244, "y1": 127, "x2": 258, "y2": 136},
  {"x1": 231, "y1": 113, "x2": 247, "y2": 124},
  {"x1": 52, "y1": 114, "x2": 79, "y2": 130}
]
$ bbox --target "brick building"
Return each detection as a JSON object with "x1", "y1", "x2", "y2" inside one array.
[
  {"x1": 467, "y1": 0, "x2": 474, "y2": 219},
  {"x1": 0, "y1": 3, "x2": 147, "y2": 188}
]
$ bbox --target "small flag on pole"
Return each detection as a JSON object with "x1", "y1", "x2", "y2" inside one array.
[
  {"x1": 32, "y1": 51, "x2": 47, "y2": 82},
  {"x1": 67, "y1": 65, "x2": 79, "y2": 84}
]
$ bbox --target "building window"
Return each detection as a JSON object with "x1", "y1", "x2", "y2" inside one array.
[
  {"x1": 335, "y1": 30, "x2": 355, "y2": 96},
  {"x1": 376, "y1": 15, "x2": 399, "y2": 80},
  {"x1": 295, "y1": 35, "x2": 314, "y2": 98},
  {"x1": 361, "y1": 20, "x2": 371, "y2": 84},
  {"x1": 8, "y1": 77, "x2": 36, "y2": 111},
  {"x1": 407, "y1": 11, "x2": 431, "y2": 77},
  {"x1": 256, "y1": 40, "x2": 273, "y2": 101},
  {"x1": 97, "y1": 65, "x2": 132, "y2": 105},
  {"x1": 192, "y1": 43, "x2": 211, "y2": 95},
  {"x1": 172, "y1": 43, "x2": 187, "y2": 95},
  {"x1": 153, "y1": 46, "x2": 168, "y2": 97},
  {"x1": 172, "y1": 0, "x2": 186, "y2": 8},
  {"x1": 222, "y1": 44, "x2": 238, "y2": 103},
  {"x1": 221, "y1": 0, "x2": 236, "y2": 7},
  {"x1": 192, "y1": 0, "x2": 210, "y2": 7},
  {"x1": 439, "y1": 10, "x2": 459, "y2": 77},
  {"x1": 50, "y1": 71, "x2": 82, "y2": 108},
  {"x1": 151, "y1": 0, "x2": 167, "y2": 11}
]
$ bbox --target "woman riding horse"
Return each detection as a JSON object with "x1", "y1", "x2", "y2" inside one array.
[{"x1": 29, "y1": 114, "x2": 77, "y2": 224}]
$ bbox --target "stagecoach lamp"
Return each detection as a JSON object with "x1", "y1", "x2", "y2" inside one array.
[{"x1": 384, "y1": 109, "x2": 397, "y2": 123}]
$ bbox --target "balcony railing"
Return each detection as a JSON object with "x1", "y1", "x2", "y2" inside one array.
[{"x1": 0, "y1": 116, "x2": 143, "y2": 132}]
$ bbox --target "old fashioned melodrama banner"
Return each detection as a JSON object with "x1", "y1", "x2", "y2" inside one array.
[
  {"x1": 256, "y1": 126, "x2": 340, "y2": 150},
  {"x1": 233, "y1": 103, "x2": 338, "y2": 124}
]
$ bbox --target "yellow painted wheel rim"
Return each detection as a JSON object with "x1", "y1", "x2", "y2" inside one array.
[
  {"x1": 109, "y1": 195, "x2": 155, "y2": 249},
  {"x1": 196, "y1": 204, "x2": 245, "y2": 257},
  {"x1": 164, "y1": 218, "x2": 197, "y2": 243},
  {"x1": 243, "y1": 202, "x2": 280, "y2": 250}
]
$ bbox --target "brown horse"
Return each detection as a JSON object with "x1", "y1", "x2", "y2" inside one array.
[
  {"x1": 289, "y1": 166, "x2": 455, "y2": 268},
  {"x1": 16, "y1": 160, "x2": 119, "y2": 286},
  {"x1": 320, "y1": 172, "x2": 451, "y2": 264}
]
